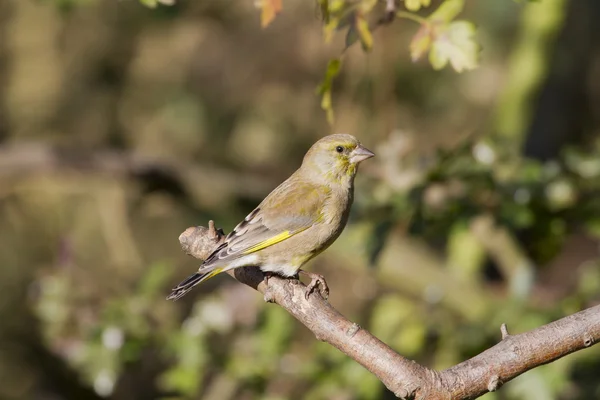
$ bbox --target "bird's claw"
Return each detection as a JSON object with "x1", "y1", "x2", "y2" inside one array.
[
  {"x1": 300, "y1": 270, "x2": 329, "y2": 300},
  {"x1": 263, "y1": 271, "x2": 274, "y2": 286}
]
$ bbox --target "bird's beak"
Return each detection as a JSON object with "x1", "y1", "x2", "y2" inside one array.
[{"x1": 350, "y1": 144, "x2": 375, "y2": 163}]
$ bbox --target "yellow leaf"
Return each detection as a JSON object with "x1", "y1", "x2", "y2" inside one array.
[
  {"x1": 356, "y1": 14, "x2": 373, "y2": 51},
  {"x1": 409, "y1": 23, "x2": 433, "y2": 61},
  {"x1": 329, "y1": 0, "x2": 345, "y2": 12},
  {"x1": 256, "y1": 0, "x2": 283, "y2": 28},
  {"x1": 359, "y1": 0, "x2": 378, "y2": 13},
  {"x1": 405, "y1": 0, "x2": 431, "y2": 12},
  {"x1": 429, "y1": 20, "x2": 479, "y2": 72},
  {"x1": 323, "y1": 18, "x2": 340, "y2": 43},
  {"x1": 321, "y1": 91, "x2": 334, "y2": 125},
  {"x1": 430, "y1": 0, "x2": 464, "y2": 23},
  {"x1": 317, "y1": 59, "x2": 342, "y2": 125}
]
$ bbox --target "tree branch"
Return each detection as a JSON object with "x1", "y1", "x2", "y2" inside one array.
[
  {"x1": 0, "y1": 143, "x2": 275, "y2": 206},
  {"x1": 178, "y1": 223, "x2": 600, "y2": 400}
]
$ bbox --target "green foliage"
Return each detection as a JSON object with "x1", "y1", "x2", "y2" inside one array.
[
  {"x1": 317, "y1": 58, "x2": 342, "y2": 125},
  {"x1": 315, "y1": 0, "x2": 481, "y2": 122},
  {"x1": 73, "y1": 0, "x2": 482, "y2": 123},
  {"x1": 10, "y1": 1, "x2": 600, "y2": 399},
  {"x1": 139, "y1": 0, "x2": 175, "y2": 8}
]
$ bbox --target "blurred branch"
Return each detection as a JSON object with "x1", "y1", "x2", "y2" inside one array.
[
  {"x1": 178, "y1": 223, "x2": 600, "y2": 399},
  {"x1": 0, "y1": 143, "x2": 274, "y2": 206},
  {"x1": 378, "y1": 0, "x2": 397, "y2": 25}
]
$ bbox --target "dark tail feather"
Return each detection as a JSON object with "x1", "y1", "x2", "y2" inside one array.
[{"x1": 166, "y1": 268, "x2": 218, "y2": 301}]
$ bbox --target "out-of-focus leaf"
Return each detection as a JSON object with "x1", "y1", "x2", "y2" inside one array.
[
  {"x1": 318, "y1": 0, "x2": 330, "y2": 22},
  {"x1": 325, "y1": 0, "x2": 375, "y2": 52},
  {"x1": 160, "y1": 365, "x2": 202, "y2": 395},
  {"x1": 328, "y1": 0, "x2": 346, "y2": 13},
  {"x1": 138, "y1": 262, "x2": 172, "y2": 298},
  {"x1": 345, "y1": 21, "x2": 360, "y2": 48},
  {"x1": 430, "y1": 0, "x2": 464, "y2": 22},
  {"x1": 317, "y1": 58, "x2": 342, "y2": 124},
  {"x1": 139, "y1": 0, "x2": 159, "y2": 8},
  {"x1": 255, "y1": 0, "x2": 283, "y2": 28},
  {"x1": 545, "y1": 178, "x2": 577, "y2": 211},
  {"x1": 339, "y1": 360, "x2": 382, "y2": 400},
  {"x1": 410, "y1": 23, "x2": 433, "y2": 62},
  {"x1": 355, "y1": 13, "x2": 373, "y2": 51},
  {"x1": 507, "y1": 365, "x2": 568, "y2": 400},
  {"x1": 359, "y1": 0, "x2": 378, "y2": 13},
  {"x1": 446, "y1": 222, "x2": 485, "y2": 282},
  {"x1": 585, "y1": 219, "x2": 600, "y2": 239},
  {"x1": 260, "y1": 307, "x2": 293, "y2": 360},
  {"x1": 409, "y1": 0, "x2": 478, "y2": 72},
  {"x1": 370, "y1": 295, "x2": 426, "y2": 356},
  {"x1": 139, "y1": 0, "x2": 175, "y2": 8},
  {"x1": 394, "y1": 320, "x2": 427, "y2": 356},
  {"x1": 324, "y1": 0, "x2": 353, "y2": 42},
  {"x1": 429, "y1": 21, "x2": 479, "y2": 72},
  {"x1": 405, "y1": 0, "x2": 431, "y2": 12},
  {"x1": 577, "y1": 261, "x2": 600, "y2": 301}
]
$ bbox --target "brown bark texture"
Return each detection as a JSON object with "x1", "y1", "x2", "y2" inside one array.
[{"x1": 177, "y1": 223, "x2": 600, "y2": 400}]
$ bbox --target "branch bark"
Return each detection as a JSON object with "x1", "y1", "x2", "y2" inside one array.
[{"x1": 178, "y1": 223, "x2": 600, "y2": 400}]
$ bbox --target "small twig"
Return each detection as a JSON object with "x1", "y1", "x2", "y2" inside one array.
[
  {"x1": 379, "y1": 0, "x2": 396, "y2": 24},
  {"x1": 395, "y1": 10, "x2": 427, "y2": 24},
  {"x1": 500, "y1": 323, "x2": 510, "y2": 339}
]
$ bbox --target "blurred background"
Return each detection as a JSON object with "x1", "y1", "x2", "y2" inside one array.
[{"x1": 0, "y1": 0, "x2": 599, "y2": 399}]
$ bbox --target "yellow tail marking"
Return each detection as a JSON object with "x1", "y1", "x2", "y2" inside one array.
[{"x1": 203, "y1": 267, "x2": 223, "y2": 281}]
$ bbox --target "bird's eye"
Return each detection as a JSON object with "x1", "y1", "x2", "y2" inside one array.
[{"x1": 335, "y1": 146, "x2": 344, "y2": 153}]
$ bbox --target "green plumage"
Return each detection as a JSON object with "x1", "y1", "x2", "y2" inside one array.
[{"x1": 167, "y1": 134, "x2": 374, "y2": 300}]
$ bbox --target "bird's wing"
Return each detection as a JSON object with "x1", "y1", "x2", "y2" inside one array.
[{"x1": 201, "y1": 179, "x2": 329, "y2": 268}]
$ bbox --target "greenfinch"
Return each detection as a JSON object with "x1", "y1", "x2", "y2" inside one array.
[{"x1": 167, "y1": 134, "x2": 374, "y2": 301}]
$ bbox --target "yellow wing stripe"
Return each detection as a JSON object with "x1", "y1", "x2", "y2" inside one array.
[{"x1": 241, "y1": 229, "x2": 306, "y2": 255}]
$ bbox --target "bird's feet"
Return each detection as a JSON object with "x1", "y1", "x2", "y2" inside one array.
[
  {"x1": 262, "y1": 271, "x2": 276, "y2": 303},
  {"x1": 263, "y1": 271, "x2": 274, "y2": 286},
  {"x1": 299, "y1": 270, "x2": 329, "y2": 300}
]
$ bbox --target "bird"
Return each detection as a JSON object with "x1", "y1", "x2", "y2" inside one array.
[{"x1": 167, "y1": 133, "x2": 375, "y2": 301}]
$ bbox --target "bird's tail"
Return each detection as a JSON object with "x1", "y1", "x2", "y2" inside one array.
[{"x1": 166, "y1": 266, "x2": 223, "y2": 301}]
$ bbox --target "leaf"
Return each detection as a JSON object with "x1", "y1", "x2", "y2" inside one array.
[
  {"x1": 318, "y1": 0, "x2": 330, "y2": 23},
  {"x1": 137, "y1": 262, "x2": 172, "y2": 298},
  {"x1": 355, "y1": 13, "x2": 373, "y2": 51},
  {"x1": 344, "y1": 10, "x2": 373, "y2": 51},
  {"x1": 409, "y1": 23, "x2": 433, "y2": 61},
  {"x1": 345, "y1": 20, "x2": 360, "y2": 48},
  {"x1": 329, "y1": 0, "x2": 346, "y2": 13},
  {"x1": 139, "y1": 0, "x2": 158, "y2": 8},
  {"x1": 323, "y1": 0, "x2": 352, "y2": 43},
  {"x1": 139, "y1": 0, "x2": 175, "y2": 7},
  {"x1": 316, "y1": 58, "x2": 342, "y2": 125},
  {"x1": 359, "y1": 0, "x2": 378, "y2": 13},
  {"x1": 405, "y1": 0, "x2": 431, "y2": 12},
  {"x1": 255, "y1": 0, "x2": 283, "y2": 28},
  {"x1": 429, "y1": 21, "x2": 479, "y2": 72},
  {"x1": 409, "y1": 0, "x2": 478, "y2": 72},
  {"x1": 430, "y1": 0, "x2": 464, "y2": 22}
]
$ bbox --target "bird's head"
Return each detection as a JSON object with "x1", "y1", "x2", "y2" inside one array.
[{"x1": 301, "y1": 134, "x2": 375, "y2": 185}]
